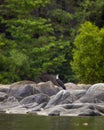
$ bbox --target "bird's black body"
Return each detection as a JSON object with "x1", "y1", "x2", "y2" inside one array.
[{"x1": 56, "y1": 75, "x2": 66, "y2": 90}]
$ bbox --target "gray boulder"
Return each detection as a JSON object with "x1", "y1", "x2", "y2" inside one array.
[
  {"x1": 36, "y1": 105, "x2": 67, "y2": 116},
  {"x1": 0, "y1": 92, "x2": 8, "y2": 101},
  {"x1": 9, "y1": 81, "x2": 39, "y2": 100},
  {"x1": 70, "y1": 89, "x2": 86, "y2": 100},
  {"x1": 27, "y1": 102, "x2": 47, "y2": 113},
  {"x1": 65, "y1": 82, "x2": 79, "y2": 90},
  {"x1": 45, "y1": 90, "x2": 75, "y2": 109},
  {"x1": 20, "y1": 93, "x2": 50, "y2": 105},
  {"x1": 0, "y1": 84, "x2": 10, "y2": 93},
  {"x1": 78, "y1": 104, "x2": 104, "y2": 116},
  {"x1": 36, "y1": 103, "x2": 104, "y2": 116},
  {"x1": 60, "y1": 103, "x2": 103, "y2": 116},
  {"x1": 79, "y1": 83, "x2": 104, "y2": 103},
  {"x1": 36, "y1": 81, "x2": 60, "y2": 96},
  {"x1": 77, "y1": 84, "x2": 91, "y2": 89},
  {"x1": 46, "y1": 103, "x2": 84, "y2": 116},
  {"x1": 6, "y1": 105, "x2": 27, "y2": 114},
  {"x1": 0, "y1": 96, "x2": 20, "y2": 111}
]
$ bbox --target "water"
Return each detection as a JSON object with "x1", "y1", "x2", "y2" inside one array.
[{"x1": 0, "y1": 114, "x2": 104, "y2": 130}]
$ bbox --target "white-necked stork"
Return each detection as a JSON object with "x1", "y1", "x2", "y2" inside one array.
[{"x1": 56, "y1": 74, "x2": 66, "y2": 90}]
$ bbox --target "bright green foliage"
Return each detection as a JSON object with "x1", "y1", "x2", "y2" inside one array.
[{"x1": 71, "y1": 21, "x2": 104, "y2": 83}]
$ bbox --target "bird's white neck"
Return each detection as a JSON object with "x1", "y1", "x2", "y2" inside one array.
[{"x1": 56, "y1": 74, "x2": 59, "y2": 79}]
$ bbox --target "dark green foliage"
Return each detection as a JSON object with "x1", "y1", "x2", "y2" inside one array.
[
  {"x1": 76, "y1": 0, "x2": 104, "y2": 27},
  {"x1": 0, "y1": 0, "x2": 72, "y2": 83},
  {"x1": 0, "y1": 0, "x2": 104, "y2": 84}
]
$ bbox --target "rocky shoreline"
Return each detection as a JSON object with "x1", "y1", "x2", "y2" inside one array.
[{"x1": 0, "y1": 81, "x2": 104, "y2": 116}]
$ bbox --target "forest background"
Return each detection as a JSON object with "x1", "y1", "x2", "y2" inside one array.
[{"x1": 0, "y1": 0, "x2": 104, "y2": 84}]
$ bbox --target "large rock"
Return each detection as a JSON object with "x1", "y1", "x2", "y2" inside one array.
[
  {"x1": 60, "y1": 103, "x2": 104, "y2": 116},
  {"x1": 0, "y1": 84, "x2": 10, "y2": 93},
  {"x1": 0, "y1": 96, "x2": 20, "y2": 111},
  {"x1": 36, "y1": 81, "x2": 60, "y2": 96},
  {"x1": 45, "y1": 90, "x2": 75, "y2": 109},
  {"x1": 4, "y1": 96, "x2": 19, "y2": 105},
  {"x1": 42, "y1": 103, "x2": 84, "y2": 116},
  {"x1": 79, "y1": 83, "x2": 104, "y2": 103},
  {"x1": 12, "y1": 93, "x2": 50, "y2": 114},
  {"x1": 70, "y1": 89, "x2": 86, "y2": 100},
  {"x1": 8, "y1": 81, "x2": 39, "y2": 100},
  {"x1": 0, "y1": 92, "x2": 8, "y2": 101},
  {"x1": 27, "y1": 102, "x2": 47, "y2": 113},
  {"x1": 65, "y1": 82, "x2": 79, "y2": 90},
  {"x1": 45, "y1": 103, "x2": 104, "y2": 116},
  {"x1": 77, "y1": 84, "x2": 91, "y2": 89},
  {"x1": 20, "y1": 93, "x2": 50, "y2": 105},
  {"x1": 36, "y1": 104, "x2": 67, "y2": 116},
  {"x1": 6, "y1": 105, "x2": 27, "y2": 114}
]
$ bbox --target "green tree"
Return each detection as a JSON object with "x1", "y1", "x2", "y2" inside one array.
[
  {"x1": 75, "y1": 0, "x2": 104, "y2": 27},
  {"x1": 0, "y1": 0, "x2": 54, "y2": 83},
  {"x1": 44, "y1": 0, "x2": 75, "y2": 81},
  {"x1": 0, "y1": 0, "x2": 72, "y2": 83},
  {"x1": 0, "y1": 0, "x2": 104, "y2": 84},
  {"x1": 71, "y1": 21, "x2": 104, "y2": 83}
]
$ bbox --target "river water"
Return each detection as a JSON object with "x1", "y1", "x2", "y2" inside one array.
[{"x1": 0, "y1": 114, "x2": 104, "y2": 130}]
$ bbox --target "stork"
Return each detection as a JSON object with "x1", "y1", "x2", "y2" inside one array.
[{"x1": 56, "y1": 74, "x2": 66, "y2": 90}]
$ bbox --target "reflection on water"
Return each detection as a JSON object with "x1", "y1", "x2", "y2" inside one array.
[{"x1": 0, "y1": 114, "x2": 104, "y2": 130}]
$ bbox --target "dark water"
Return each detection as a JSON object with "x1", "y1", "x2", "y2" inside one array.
[{"x1": 0, "y1": 114, "x2": 104, "y2": 130}]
